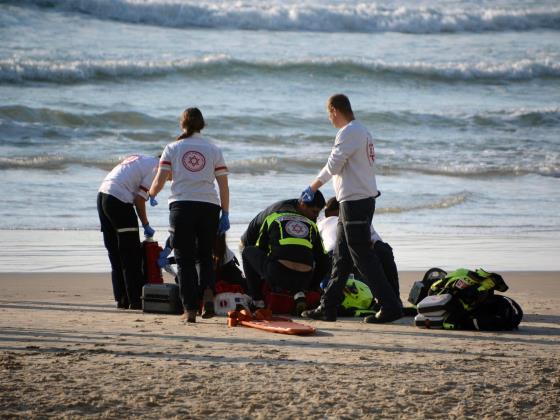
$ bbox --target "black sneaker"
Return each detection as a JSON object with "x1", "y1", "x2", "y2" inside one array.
[
  {"x1": 117, "y1": 299, "x2": 129, "y2": 309},
  {"x1": 363, "y1": 309, "x2": 402, "y2": 324},
  {"x1": 201, "y1": 301, "x2": 216, "y2": 319},
  {"x1": 181, "y1": 310, "x2": 197, "y2": 323},
  {"x1": 301, "y1": 306, "x2": 336, "y2": 322},
  {"x1": 402, "y1": 307, "x2": 418, "y2": 317},
  {"x1": 129, "y1": 301, "x2": 142, "y2": 310}
]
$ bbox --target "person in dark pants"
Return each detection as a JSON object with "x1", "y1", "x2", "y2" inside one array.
[
  {"x1": 149, "y1": 107, "x2": 230, "y2": 323},
  {"x1": 239, "y1": 192, "x2": 326, "y2": 251},
  {"x1": 97, "y1": 154, "x2": 158, "y2": 309},
  {"x1": 212, "y1": 233, "x2": 248, "y2": 292},
  {"x1": 301, "y1": 94, "x2": 402, "y2": 323},
  {"x1": 318, "y1": 197, "x2": 402, "y2": 309},
  {"x1": 242, "y1": 211, "x2": 330, "y2": 315},
  {"x1": 159, "y1": 233, "x2": 248, "y2": 293}
]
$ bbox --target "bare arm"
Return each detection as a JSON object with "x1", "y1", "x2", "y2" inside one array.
[
  {"x1": 309, "y1": 178, "x2": 324, "y2": 192},
  {"x1": 134, "y1": 195, "x2": 149, "y2": 226},
  {"x1": 149, "y1": 168, "x2": 169, "y2": 198},
  {"x1": 216, "y1": 174, "x2": 229, "y2": 213}
]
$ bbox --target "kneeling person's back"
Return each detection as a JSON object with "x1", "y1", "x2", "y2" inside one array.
[
  {"x1": 242, "y1": 211, "x2": 329, "y2": 313},
  {"x1": 258, "y1": 212, "x2": 325, "y2": 271}
]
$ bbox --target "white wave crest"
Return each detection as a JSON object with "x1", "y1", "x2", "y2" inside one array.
[
  {"x1": 0, "y1": 54, "x2": 230, "y2": 83},
  {"x1": 15, "y1": 0, "x2": 560, "y2": 33},
  {"x1": 1, "y1": 55, "x2": 559, "y2": 83},
  {"x1": 378, "y1": 192, "x2": 471, "y2": 214},
  {"x1": 0, "y1": 155, "x2": 66, "y2": 170},
  {"x1": 377, "y1": 57, "x2": 560, "y2": 80}
]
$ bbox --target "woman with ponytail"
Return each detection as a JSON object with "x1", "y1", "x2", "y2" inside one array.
[{"x1": 149, "y1": 108, "x2": 230, "y2": 323}]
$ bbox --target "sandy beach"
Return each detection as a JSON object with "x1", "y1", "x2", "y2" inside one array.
[
  {"x1": 1, "y1": 271, "x2": 558, "y2": 418},
  {"x1": 2, "y1": 1, "x2": 560, "y2": 418}
]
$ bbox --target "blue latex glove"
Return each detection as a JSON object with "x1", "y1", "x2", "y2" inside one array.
[
  {"x1": 143, "y1": 223, "x2": 155, "y2": 238},
  {"x1": 149, "y1": 196, "x2": 158, "y2": 206},
  {"x1": 158, "y1": 247, "x2": 172, "y2": 268},
  {"x1": 300, "y1": 186, "x2": 315, "y2": 203},
  {"x1": 218, "y1": 211, "x2": 230, "y2": 234}
]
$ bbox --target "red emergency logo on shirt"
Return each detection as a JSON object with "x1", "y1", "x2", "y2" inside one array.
[
  {"x1": 367, "y1": 142, "x2": 376, "y2": 165},
  {"x1": 121, "y1": 155, "x2": 140, "y2": 165},
  {"x1": 182, "y1": 151, "x2": 206, "y2": 172}
]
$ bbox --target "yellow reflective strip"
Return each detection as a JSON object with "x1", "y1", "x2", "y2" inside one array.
[
  {"x1": 275, "y1": 219, "x2": 284, "y2": 241},
  {"x1": 279, "y1": 238, "x2": 312, "y2": 248},
  {"x1": 256, "y1": 216, "x2": 273, "y2": 247}
]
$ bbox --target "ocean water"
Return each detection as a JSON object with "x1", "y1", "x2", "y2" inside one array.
[{"x1": 1, "y1": 0, "x2": 559, "y2": 271}]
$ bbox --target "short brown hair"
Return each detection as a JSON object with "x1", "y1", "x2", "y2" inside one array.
[
  {"x1": 327, "y1": 94, "x2": 353, "y2": 117},
  {"x1": 324, "y1": 197, "x2": 339, "y2": 215}
]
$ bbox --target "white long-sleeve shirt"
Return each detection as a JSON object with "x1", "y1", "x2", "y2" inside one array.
[{"x1": 317, "y1": 120, "x2": 379, "y2": 203}]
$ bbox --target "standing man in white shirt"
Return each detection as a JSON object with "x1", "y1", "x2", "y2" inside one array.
[
  {"x1": 97, "y1": 154, "x2": 158, "y2": 309},
  {"x1": 301, "y1": 94, "x2": 402, "y2": 323}
]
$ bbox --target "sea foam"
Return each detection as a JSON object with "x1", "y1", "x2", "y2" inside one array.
[
  {"x1": 13, "y1": 0, "x2": 560, "y2": 33},
  {"x1": 1, "y1": 56, "x2": 559, "y2": 83}
]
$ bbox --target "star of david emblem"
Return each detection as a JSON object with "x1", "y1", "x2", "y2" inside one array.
[
  {"x1": 292, "y1": 224, "x2": 304, "y2": 234},
  {"x1": 285, "y1": 220, "x2": 309, "y2": 238},
  {"x1": 182, "y1": 151, "x2": 206, "y2": 172}
]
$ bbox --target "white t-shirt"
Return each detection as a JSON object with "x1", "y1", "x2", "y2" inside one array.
[
  {"x1": 317, "y1": 215, "x2": 382, "y2": 253},
  {"x1": 98, "y1": 155, "x2": 158, "y2": 204},
  {"x1": 159, "y1": 133, "x2": 228, "y2": 206}
]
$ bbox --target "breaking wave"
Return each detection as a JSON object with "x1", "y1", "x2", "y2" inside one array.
[
  {"x1": 377, "y1": 192, "x2": 470, "y2": 214},
  {"x1": 226, "y1": 156, "x2": 560, "y2": 178},
  {"x1": 0, "y1": 105, "x2": 170, "y2": 128},
  {"x1": 11, "y1": 0, "x2": 560, "y2": 34},
  {"x1": 1, "y1": 56, "x2": 559, "y2": 84},
  {"x1": 3, "y1": 105, "x2": 559, "y2": 132},
  {"x1": 0, "y1": 155, "x2": 115, "y2": 171},
  {"x1": 2, "y1": 153, "x2": 558, "y2": 179}
]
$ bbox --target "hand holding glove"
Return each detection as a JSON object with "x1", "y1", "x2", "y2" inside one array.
[
  {"x1": 149, "y1": 196, "x2": 158, "y2": 206},
  {"x1": 158, "y1": 247, "x2": 172, "y2": 268},
  {"x1": 218, "y1": 211, "x2": 230, "y2": 235},
  {"x1": 143, "y1": 223, "x2": 155, "y2": 238},
  {"x1": 300, "y1": 186, "x2": 315, "y2": 203}
]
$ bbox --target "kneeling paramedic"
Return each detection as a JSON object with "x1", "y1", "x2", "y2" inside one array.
[
  {"x1": 239, "y1": 191, "x2": 326, "y2": 252},
  {"x1": 242, "y1": 211, "x2": 330, "y2": 315}
]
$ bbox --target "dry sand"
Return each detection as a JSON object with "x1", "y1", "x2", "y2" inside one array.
[{"x1": 1, "y1": 271, "x2": 559, "y2": 419}]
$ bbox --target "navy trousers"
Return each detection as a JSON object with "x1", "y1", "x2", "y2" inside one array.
[
  {"x1": 322, "y1": 197, "x2": 401, "y2": 314},
  {"x1": 97, "y1": 192, "x2": 143, "y2": 306},
  {"x1": 170, "y1": 201, "x2": 220, "y2": 311}
]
